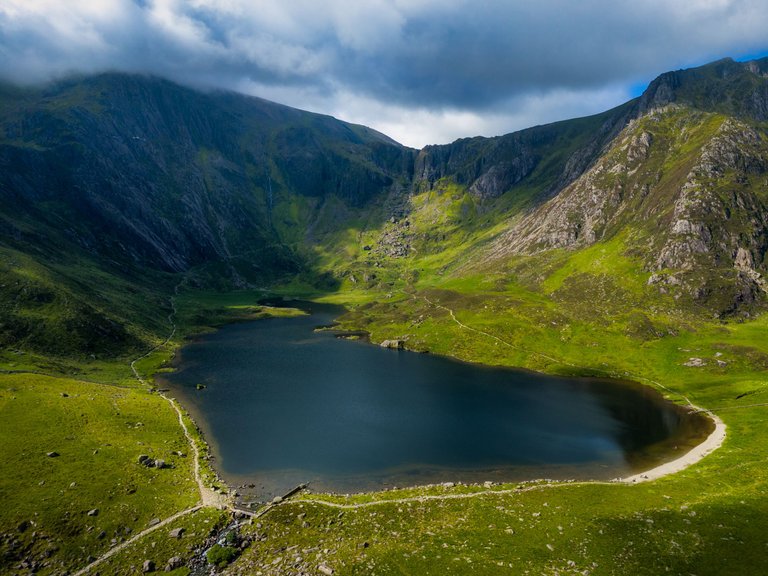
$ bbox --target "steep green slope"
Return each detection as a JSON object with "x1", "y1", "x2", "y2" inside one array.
[
  {"x1": 0, "y1": 73, "x2": 412, "y2": 273},
  {"x1": 0, "y1": 74, "x2": 414, "y2": 356}
]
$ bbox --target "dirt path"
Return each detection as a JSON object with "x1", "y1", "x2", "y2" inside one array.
[
  {"x1": 419, "y1": 294, "x2": 567, "y2": 367},
  {"x1": 420, "y1": 293, "x2": 694, "y2": 403},
  {"x1": 159, "y1": 392, "x2": 228, "y2": 508},
  {"x1": 128, "y1": 287, "x2": 227, "y2": 508},
  {"x1": 71, "y1": 506, "x2": 202, "y2": 576},
  {"x1": 292, "y1": 483, "x2": 587, "y2": 511},
  {"x1": 70, "y1": 288, "x2": 230, "y2": 575}
]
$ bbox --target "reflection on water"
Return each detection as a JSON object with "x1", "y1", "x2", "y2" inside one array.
[{"x1": 160, "y1": 301, "x2": 711, "y2": 500}]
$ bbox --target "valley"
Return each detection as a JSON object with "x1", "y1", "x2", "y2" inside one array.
[{"x1": 1, "y1": 56, "x2": 768, "y2": 575}]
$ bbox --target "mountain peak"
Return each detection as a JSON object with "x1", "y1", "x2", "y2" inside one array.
[{"x1": 638, "y1": 56, "x2": 768, "y2": 120}]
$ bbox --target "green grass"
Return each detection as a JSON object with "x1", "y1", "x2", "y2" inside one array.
[
  {"x1": 0, "y1": 373, "x2": 199, "y2": 575},
  {"x1": 232, "y1": 464, "x2": 768, "y2": 575},
  {"x1": 93, "y1": 507, "x2": 230, "y2": 575}
]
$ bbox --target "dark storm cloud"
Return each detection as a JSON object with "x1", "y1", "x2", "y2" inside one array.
[
  {"x1": 1, "y1": 1, "x2": 767, "y2": 146},
  {"x1": 328, "y1": 0, "x2": 768, "y2": 108}
]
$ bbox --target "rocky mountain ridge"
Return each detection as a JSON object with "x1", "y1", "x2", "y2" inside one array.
[
  {"x1": 483, "y1": 64, "x2": 768, "y2": 313},
  {"x1": 1, "y1": 57, "x2": 768, "y2": 355}
]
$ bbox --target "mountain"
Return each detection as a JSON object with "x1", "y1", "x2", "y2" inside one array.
[
  {"x1": 1, "y1": 57, "x2": 767, "y2": 356},
  {"x1": 0, "y1": 73, "x2": 412, "y2": 274},
  {"x1": 483, "y1": 58, "x2": 768, "y2": 315},
  {"x1": 0, "y1": 74, "x2": 413, "y2": 354},
  {"x1": 338, "y1": 57, "x2": 768, "y2": 317}
]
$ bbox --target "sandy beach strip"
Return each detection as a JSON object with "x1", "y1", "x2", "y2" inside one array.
[{"x1": 620, "y1": 408, "x2": 726, "y2": 484}]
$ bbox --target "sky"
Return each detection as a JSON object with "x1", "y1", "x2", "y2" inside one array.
[{"x1": 1, "y1": 1, "x2": 767, "y2": 148}]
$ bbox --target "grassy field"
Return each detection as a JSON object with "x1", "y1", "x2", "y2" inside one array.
[
  {"x1": 0, "y1": 373, "x2": 200, "y2": 574},
  {"x1": 2, "y1": 235, "x2": 768, "y2": 574},
  {"x1": 0, "y1": 290, "x2": 315, "y2": 575}
]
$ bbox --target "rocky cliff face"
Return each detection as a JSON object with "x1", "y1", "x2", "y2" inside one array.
[
  {"x1": 0, "y1": 74, "x2": 412, "y2": 276},
  {"x1": 413, "y1": 103, "x2": 634, "y2": 205},
  {"x1": 482, "y1": 59, "x2": 768, "y2": 315}
]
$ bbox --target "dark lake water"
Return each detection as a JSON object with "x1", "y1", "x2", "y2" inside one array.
[{"x1": 160, "y1": 301, "x2": 710, "y2": 500}]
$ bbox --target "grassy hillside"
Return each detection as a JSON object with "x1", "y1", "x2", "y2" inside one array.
[{"x1": 0, "y1": 373, "x2": 200, "y2": 573}]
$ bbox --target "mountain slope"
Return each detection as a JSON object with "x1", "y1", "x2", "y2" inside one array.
[
  {"x1": 480, "y1": 59, "x2": 768, "y2": 316},
  {"x1": 1, "y1": 58, "x2": 768, "y2": 358},
  {"x1": 0, "y1": 74, "x2": 413, "y2": 355},
  {"x1": 0, "y1": 74, "x2": 412, "y2": 275}
]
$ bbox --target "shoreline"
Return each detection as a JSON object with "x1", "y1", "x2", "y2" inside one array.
[
  {"x1": 224, "y1": 409, "x2": 728, "y2": 505},
  {"x1": 156, "y1": 297, "x2": 728, "y2": 501},
  {"x1": 619, "y1": 408, "x2": 726, "y2": 484}
]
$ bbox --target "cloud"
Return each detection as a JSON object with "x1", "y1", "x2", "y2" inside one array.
[{"x1": 1, "y1": 0, "x2": 767, "y2": 147}]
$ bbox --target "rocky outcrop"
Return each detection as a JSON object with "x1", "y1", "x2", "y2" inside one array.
[
  {"x1": 413, "y1": 102, "x2": 632, "y2": 204},
  {"x1": 484, "y1": 105, "x2": 768, "y2": 314},
  {"x1": 655, "y1": 120, "x2": 768, "y2": 283},
  {"x1": 487, "y1": 123, "x2": 657, "y2": 256}
]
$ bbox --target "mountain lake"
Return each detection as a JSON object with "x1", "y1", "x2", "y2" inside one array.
[{"x1": 159, "y1": 301, "x2": 713, "y2": 501}]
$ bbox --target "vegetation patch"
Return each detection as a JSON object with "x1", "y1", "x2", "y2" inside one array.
[{"x1": 0, "y1": 373, "x2": 199, "y2": 575}]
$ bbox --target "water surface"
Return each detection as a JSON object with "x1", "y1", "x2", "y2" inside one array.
[{"x1": 160, "y1": 301, "x2": 710, "y2": 499}]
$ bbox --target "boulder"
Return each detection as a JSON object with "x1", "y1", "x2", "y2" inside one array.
[
  {"x1": 46, "y1": 451, "x2": 59, "y2": 458},
  {"x1": 165, "y1": 556, "x2": 183, "y2": 571},
  {"x1": 168, "y1": 527, "x2": 184, "y2": 539},
  {"x1": 142, "y1": 559, "x2": 155, "y2": 573},
  {"x1": 87, "y1": 509, "x2": 99, "y2": 517},
  {"x1": 380, "y1": 339, "x2": 404, "y2": 349}
]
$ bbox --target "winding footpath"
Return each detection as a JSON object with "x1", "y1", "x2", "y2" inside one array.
[
  {"x1": 293, "y1": 483, "x2": 597, "y2": 512},
  {"x1": 128, "y1": 286, "x2": 227, "y2": 508},
  {"x1": 71, "y1": 506, "x2": 203, "y2": 576},
  {"x1": 75, "y1": 287, "x2": 228, "y2": 575}
]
